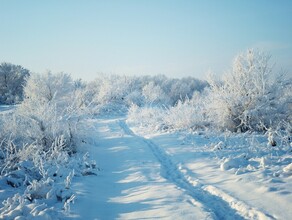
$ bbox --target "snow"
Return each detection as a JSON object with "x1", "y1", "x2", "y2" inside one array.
[
  {"x1": 68, "y1": 116, "x2": 291, "y2": 219},
  {"x1": 0, "y1": 105, "x2": 16, "y2": 114},
  {"x1": 127, "y1": 120, "x2": 292, "y2": 220},
  {"x1": 283, "y1": 163, "x2": 292, "y2": 174},
  {"x1": 69, "y1": 118, "x2": 211, "y2": 219},
  {"x1": 1, "y1": 107, "x2": 291, "y2": 219},
  {"x1": 1, "y1": 51, "x2": 290, "y2": 219}
]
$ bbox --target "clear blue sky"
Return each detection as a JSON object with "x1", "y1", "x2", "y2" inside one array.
[{"x1": 0, "y1": 0, "x2": 291, "y2": 80}]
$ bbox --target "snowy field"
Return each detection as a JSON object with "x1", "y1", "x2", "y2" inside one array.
[
  {"x1": 68, "y1": 116, "x2": 292, "y2": 220},
  {"x1": 0, "y1": 109, "x2": 292, "y2": 219},
  {"x1": 0, "y1": 109, "x2": 291, "y2": 219}
]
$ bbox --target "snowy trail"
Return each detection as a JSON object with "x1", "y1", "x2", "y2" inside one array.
[
  {"x1": 69, "y1": 117, "x2": 276, "y2": 220},
  {"x1": 119, "y1": 121, "x2": 274, "y2": 220},
  {"x1": 70, "y1": 118, "x2": 211, "y2": 219}
]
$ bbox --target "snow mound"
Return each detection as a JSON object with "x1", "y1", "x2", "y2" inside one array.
[
  {"x1": 220, "y1": 155, "x2": 248, "y2": 171},
  {"x1": 283, "y1": 163, "x2": 292, "y2": 175}
]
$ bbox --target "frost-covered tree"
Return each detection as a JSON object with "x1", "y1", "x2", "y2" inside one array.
[
  {"x1": 164, "y1": 92, "x2": 209, "y2": 131},
  {"x1": 3, "y1": 72, "x2": 87, "y2": 152},
  {"x1": 86, "y1": 74, "x2": 141, "y2": 113},
  {"x1": 167, "y1": 77, "x2": 208, "y2": 105},
  {"x1": 0, "y1": 62, "x2": 30, "y2": 104},
  {"x1": 207, "y1": 49, "x2": 291, "y2": 132},
  {"x1": 142, "y1": 81, "x2": 170, "y2": 106}
]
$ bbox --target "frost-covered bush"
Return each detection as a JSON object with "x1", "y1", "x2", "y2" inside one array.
[
  {"x1": 0, "y1": 71, "x2": 95, "y2": 219},
  {"x1": 167, "y1": 77, "x2": 208, "y2": 106},
  {"x1": 126, "y1": 49, "x2": 290, "y2": 135},
  {"x1": 142, "y1": 81, "x2": 170, "y2": 106},
  {"x1": 141, "y1": 75, "x2": 207, "y2": 107},
  {"x1": 266, "y1": 120, "x2": 292, "y2": 148},
  {"x1": 127, "y1": 104, "x2": 166, "y2": 132},
  {"x1": 163, "y1": 92, "x2": 209, "y2": 131},
  {"x1": 86, "y1": 74, "x2": 140, "y2": 113},
  {"x1": 86, "y1": 74, "x2": 208, "y2": 114},
  {"x1": 94, "y1": 74, "x2": 130, "y2": 105},
  {"x1": 206, "y1": 49, "x2": 291, "y2": 132},
  {"x1": 127, "y1": 91, "x2": 210, "y2": 133},
  {"x1": 2, "y1": 72, "x2": 87, "y2": 152},
  {"x1": 0, "y1": 62, "x2": 30, "y2": 104},
  {"x1": 0, "y1": 135, "x2": 96, "y2": 219}
]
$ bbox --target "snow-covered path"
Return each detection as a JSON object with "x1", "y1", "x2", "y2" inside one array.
[
  {"x1": 70, "y1": 118, "x2": 212, "y2": 219},
  {"x1": 69, "y1": 117, "x2": 289, "y2": 220}
]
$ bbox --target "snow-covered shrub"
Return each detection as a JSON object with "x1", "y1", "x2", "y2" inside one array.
[
  {"x1": 127, "y1": 89, "x2": 210, "y2": 133},
  {"x1": 2, "y1": 72, "x2": 87, "y2": 152},
  {"x1": 163, "y1": 93, "x2": 209, "y2": 131},
  {"x1": 85, "y1": 74, "x2": 208, "y2": 115},
  {"x1": 0, "y1": 134, "x2": 96, "y2": 219},
  {"x1": 206, "y1": 49, "x2": 291, "y2": 132},
  {"x1": 0, "y1": 62, "x2": 30, "y2": 105},
  {"x1": 0, "y1": 136, "x2": 68, "y2": 183},
  {"x1": 125, "y1": 50, "x2": 289, "y2": 137},
  {"x1": 142, "y1": 81, "x2": 170, "y2": 106},
  {"x1": 94, "y1": 74, "x2": 126, "y2": 105},
  {"x1": 87, "y1": 74, "x2": 139, "y2": 114},
  {"x1": 127, "y1": 104, "x2": 166, "y2": 132},
  {"x1": 167, "y1": 77, "x2": 208, "y2": 106},
  {"x1": 0, "y1": 71, "x2": 96, "y2": 219},
  {"x1": 141, "y1": 75, "x2": 207, "y2": 107},
  {"x1": 265, "y1": 120, "x2": 292, "y2": 148}
]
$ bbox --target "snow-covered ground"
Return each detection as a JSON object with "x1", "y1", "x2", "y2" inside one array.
[
  {"x1": 0, "y1": 105, "x2": 16, "y2": 114},
  {"x1": 70, "y1": 117, "x2": 211, "y2": 219},
  {"x1": 0, "y1": 107, "x2": 291, "y2": 219},
  {"x1": 68, "y1": 116, "x2": 292, "y2": 219}
]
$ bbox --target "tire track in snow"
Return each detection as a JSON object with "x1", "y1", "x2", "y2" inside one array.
[{"x1": 119, "y1": 120, "x2": 275, "y2": 220}]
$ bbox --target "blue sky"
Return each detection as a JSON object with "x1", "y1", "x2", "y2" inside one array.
[{"x1": 0, "y1": 0, "x2": 291, "y2": 80}]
